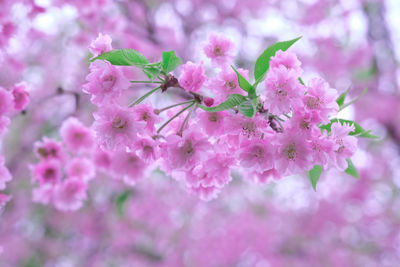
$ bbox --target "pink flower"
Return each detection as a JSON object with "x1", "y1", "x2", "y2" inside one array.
[
  {"x1": 289, "y1": 111, "x2": 315, "y2": 135},
  {"x1": 92, "y1": 105, "x2": 145, "y2": 151},
  {"x1": 33, "y1": 137, "x2": 66, "y2": 162},
  {"x1": 188, "y1": 184, "x2": 221, "y2": 201},
  {"x1": 265, "y1": 66, "x2": 305, "y2": 115},
  {"x1": 0, "y1": 156, "x2": 12, "y2": 190},
  {"x1": 66, "y1": 157, "x2": 96, "y2": 181},
  {"x1": 178, "y1": 61, "x2": 206, "y2": 93},
  {"x1": 60, "y1": 117, "x2": 95, "y2": 153},
  {"x1": 197, "y1": 110, "x2": 229, "y2": 136},
  {"x1": 89, "y1": 32, "x2": 112, "y2": 57},
  {"x1": 185, "y1": 151, "x2": 234, "y2": 189},
  {"x1": 32, "y1": 185, "x2": 54, "y2": 204},
  {"x1": 0, "y1": 116, "x2": 10, "y2": 138},
  {"x1": 203, "y1": 33, "x2": 235, "y2": 66},
  {"x1": 308, "y1": 127, "x2": 335, "y2": 169},
  {"x1": 93, "y1": 147, "x2": 112, "y2": 171},
  {"x1": 161, "y1": 129, "x2": 211, "y2": 172},
  {"x1": 270, "y1": 50, "x2": 302, "y2": 75},
  {"x1": 302, "y1": 78, "x2": 339, "y2": 124},
  {"x1": 83, "y1": 60, "x2": 129, "y2": 106},
  {"x1": 132, "y1": 137, "x2": 160, "y2": 163},
  {"x1": 251, "y1": 169, "x2": 282, "y2": 184},
  {"x1": 110, "y1": 151, "x2": 146, "y2": 186},
  {"x1": 238, "y1": 138, "x2": 275, "y2": 173},
  {"x1": 330, "y1": 123, "x2": 358, "y2": 171},
  {"x1": 208, "y1": 68, "x2": 249, "y2": 102},
  {"x1": 53, "y1": 178, "x2": 88, "y2": 211},
  {"x1": 275, "y1": 131, "x2": 313, "y2": 176},
  {"x1": 31, "y1": 159, "x2": 62, "y2": 186},
  {"x1": 0, "y1": 87, "x2": 13, "y2": 116},
  {"x1": 11, "y1": 82, "x2": 30, "y2": 111},
  {"x1": 132, "y1": 103, "x2": 161, "y2": 134},
  {"x1": 0, "y1": 193, "x2": 11, "y2": 208},
  {"x1": 225, "y1": 114, "x2": 268, "y2": 139}
]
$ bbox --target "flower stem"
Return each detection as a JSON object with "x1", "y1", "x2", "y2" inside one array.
[
  {"x1": 129, "y1": 86, "x2": 161, "y2": 107},
  {"x1": 130, "y1": 81, "x2": 162, "y2": 84},
  {"x1": 157, "y1": 102, "x2": 195, "y2": 134},
  {"x1": 177, "y1": 104, "x2": 196, "y2": 136},
  {"x1": 156, "y1": 100, "x2": 195, "y2": 114}
]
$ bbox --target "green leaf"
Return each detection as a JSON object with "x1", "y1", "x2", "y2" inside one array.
[
  {"x1": 319, "y1": 118, "x2": 378, "y2": 139},
  {"x1": 345, "y1": 158, "x2": 359, "y2": 179},
  {"x1": 231, "y1": 65, "x2": 253, "y2": 94},
  {"x1": 309, "y1": 165, "x2": 323, "y2": 191},
  {"x1": 298, "y1": 77, "x2": 305, "y2": 85},
  {"x1": 162, "y1": 51, "x2": 182, "y2": 73},
  {"x1": 254, "y1": 36, "x2": 302, "y2": 83},
  {"x1": 238, "y1": 100, "x2": 256, "y2": 118},
  {"x1": 115, "y1": 190, "x2": 131, "y2": 217},
  {"x1": 336, "y1": 88, "x2": 350, "y2": 108},
  {"x1": 198, "y1": 94, "x2": 247, "y2": 112},
  {"x1": 143, "y1": 65, "x2": 162, "y2": 80},
  {"x1": 91, "y1": 49, "x2": 148, "y2": 66},
  {"x1": 339, "y1": 88, "x2": 368, "y2": 111}
]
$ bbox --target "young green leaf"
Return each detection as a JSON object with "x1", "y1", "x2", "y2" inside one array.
[
  {"x1": 238, "y1": 99, "x2": 256, "y2": 118},
  {"x1": 231, "y1": 65, "x2": 253, "y2": 93},
  {"x1": 91, "y1": 49, "x2": 148, "y2": 66},
  {"x1": 254, "y1": 36, "x2": 301, "y2": 83},
  {"x1": 345, "y1": 158, "x2": 359, "y2": 179},
  {"x1": 115, "y1": 190, "x2": 131, "y2": 217},
  {"x1": 298, "y1": 77, "x2": 305, "y2": 85},
  {"x1": 162, "y1": 51, "x2": 182, "y2": 73},
  {"x1": 319, "y1": 118, "x2": 378, "y2": 139},
  {"x1": 198, "y1": 94, "x2": 247, "y2": 112},
  {"x1": 143, "y1": 65, "x2": 162, "y2": 80},
  {"x1": 336, "y1": 87, "x2": 350, "y2": 108},
  {"x1": 339, "y1": 88, "x2": 368, "y2": 111},
  {"x1": 309, "y1": 165, "x2": 323, "y2": 191}
]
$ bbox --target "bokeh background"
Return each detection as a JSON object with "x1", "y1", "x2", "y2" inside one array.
[{"x1": 1, "y1": 0, "x2": 400, "y2": 266}]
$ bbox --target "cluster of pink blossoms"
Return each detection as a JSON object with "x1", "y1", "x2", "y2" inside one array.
[
  {"x1": 59, "y1": 32, "x2": 359, "y2": 203},
  {"x1": 0, "y1": 82, "x2": 30, "y2": 206}
]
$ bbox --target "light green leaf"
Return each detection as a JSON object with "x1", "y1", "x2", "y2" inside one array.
[
  {"x1": 91, "y1": 49, "x2": 148, "y2": 66},
  {"x1": 238, "y1": 100, "x2": 256, "y2": 118},
  {"x1": 254, "y1": 37, "x2": 302, "y2": 83},
  {"x1": 345, "y1": 158, "x2": 359, "y2": 179},
  {"x1": 309, "y1": 165, "x2": 323, "y2": 191},
  {"x1": 231, "y1": 65, "x2": 253, "y2": 93},
  {"x1": 115, "y1": 190, "x2": 131, "y2": 217},
  {"x1": 319, "y1": 118, "x2": 378, "y2": 139},
  {"x1": 336, "y1": 88, "x2": 350, "y2": 108},
  {"x1": 339, "y1": 88, "x2": 368, "y2": 111},
  {"x1": 143, "y1": 65, "x2": 162, "y2": 80},
  {"x1": 198, "y1": 94, "x2": 247, "y2": 112},
  {"x1": 162, "y1": 51, "x2": 182, "y2": 73}
]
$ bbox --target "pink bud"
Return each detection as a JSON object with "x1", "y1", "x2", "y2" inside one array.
[{"x1": 204, "y1": 97, "x2": 214, "y2": 107}]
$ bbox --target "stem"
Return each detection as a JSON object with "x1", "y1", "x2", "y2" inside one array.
[
  {"x1": 157, "y1": 100, "x2": 195, "y2": 114},
  {"x1": 129, "y1": 86, "x2": 161, "y2": 107},
  {"x1": 130, "y1": 81, "x2": 162, "y2": 84},
  {"x1": 177, "y1": 104, "x2": 196, "y2": 136},
  {"x1": 157, "y1": 102, "x2": 195, "y2": 134}
]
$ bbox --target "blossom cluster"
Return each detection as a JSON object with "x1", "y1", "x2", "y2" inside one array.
[
  {"x1": 0, "y1": 82, "x2": 30, "y2": 207},
  {"x1": 57, "y1": 32, "x2": 363, "y2": 203}
]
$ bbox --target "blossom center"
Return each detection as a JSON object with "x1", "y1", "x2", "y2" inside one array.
[
  {"x1": 306, "y1": 96, "x2": 320, "y2": 109},
  {"x1": 183, "y1": 140, "x2": 194, "y2": 156},
  {"x1": 214, "y1": 47, "x2": 223, "y2": 56},
  {"x1": 208, "y1": 113, "x2": 219, "y2": 122},
  {"x1": 102, "y1": 74, "x2": 116, "y2": 90},
  {"x1": 112, "y1": 116, "x2": 127, "y2": 129},
  {"x1": 284, "y1": 142, "x2": 297, "y2": 160}
]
